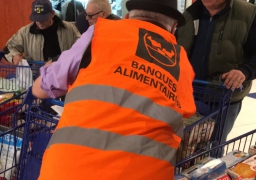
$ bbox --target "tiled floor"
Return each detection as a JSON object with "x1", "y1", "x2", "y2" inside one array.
[{"x1": 227, "y1": 80, "x2": 256, "y2": 141}]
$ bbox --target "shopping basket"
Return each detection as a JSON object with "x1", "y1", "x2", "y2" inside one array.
[
  {"x1": 176, "y1": 80, "x2": 233, "y2": 164},
  {"x1": 0, "y1": 88, "x2": 29, "y2": 179},
  {"x1": 0, "y1": 51, "x2": 45, "y2": 128},
  {"x1": 175, "y1": 128, "x2": 256, "y2": 174},
  {"x1": 0, "y1": 51, "x2": 44, "y2": 93},
  {"x1": 0, "y1": 87, "x2": 63, "y2": 180}
]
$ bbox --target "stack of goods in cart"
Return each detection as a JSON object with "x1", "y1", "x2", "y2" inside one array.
[
  {"x1": 177, "y1": 112, "x2": 215, "y2": 163},
  {"x1": 0, "y1": 90, "x2": 24, "y2": 103},
  {"x1": 0, "y1": 91, "x2": 25, "y2": 127},
  {"x1": 0, "y1": 131, "x2": 22, "y2": 180},
  {"x1": 175, "y1": 146, "x2": 256, "y2": 180}
]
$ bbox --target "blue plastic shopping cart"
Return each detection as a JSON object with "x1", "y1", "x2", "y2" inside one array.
[
  {"x1": 175, "y1": 128, "x2": 256, "y2": 174},
  {"x1": 0, "y1": 51, "x2": 45, "y2": 128},
  {"x1": 0, "y1": 87, "x2": 63, "y2": 180},
  {"x1": 177, "y1": 80, "x2": 233, "y2": 164},
  {"x1": 0, "y1": 51, "x2": 44, "y2": 93},
  {"x1": 0, "y1": 80, "x2": 237, "y2": 179}
]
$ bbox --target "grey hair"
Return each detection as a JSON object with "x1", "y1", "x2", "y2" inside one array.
[
  {"x1": 128, "y1": 10, "x2": 177, "y2": 32},
  {"x1": 88, "y1": 0, "x2": 111, "y2": 15}
]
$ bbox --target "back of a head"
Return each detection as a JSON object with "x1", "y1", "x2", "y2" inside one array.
[
  {"x1": 88, "y1": 0, "x2": 111, "y2": 16},
  {"x1": 128, "y1": 10, "x2": 177, "y2": 32},
  {"x1": 126, "y1": 0, "x2": 185, "y2": 27}
]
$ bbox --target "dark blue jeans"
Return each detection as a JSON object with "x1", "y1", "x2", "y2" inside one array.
[
  {"x1": 219, "y1": 101, "x2": 242, "y2": 144},
  {"x1": 211, "y1": 101, "x2": 242, "y2": 157}
]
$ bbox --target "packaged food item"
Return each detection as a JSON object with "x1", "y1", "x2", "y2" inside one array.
[
  {"x1": 0, "y1": 93, "x2": 14, "y2": 103},
  {"x1": 0, "y1": 100, "x2": 20, "y2": 114},
  {"x1": 13, "y1": 89, "x2": 26, "y2": 96},
  {"x1": 176, "y1": 142, "x2": 197, "y2": 163},
  {"x1": 174, "y1": 174, "x2": 189, "y2": 180},
  {"x1": 221, "y1": 150, "x2": 250, "y2": 168},
  {"x1": 183, "y1": 112, "x2": 215, "y2": 144},
  {"x1": 227, "y1": 169, "x2": 243, "y2": 180},
  {"x1": 181, "y1": 156, "x2": 215, "y2": 178},
  {"x1": 183, "y1": 112, "x2": 204, "y2": 126},
  {"x1": 190, "y1": 159, "x2": 229, "y2": 180},
  {"x1": 248, "y1": 145, "x2": 256, "y2": 156},
  {"x1": 0, "y1": 114, "x2": 13, "y2": 127},
  {"x1": 231, "y1": 154, "x2": 256, "y2": 179},
  {"x1": 197, "y1": 120, "x2": 215, "y2": 142},
  {"x1": 216, "y1": 174, "x2": 232, "y2": 180}
]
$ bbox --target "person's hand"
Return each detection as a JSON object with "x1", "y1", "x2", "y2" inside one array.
[
  {"x1": 12, "y1": 54, "x2": 23, "y2": 65},
  {"x1": 44, "y1": 60, "x2": 52, "y2": 66},
  {"x1": 221, "y1": 70, "x2": 245, "y2": 90}
]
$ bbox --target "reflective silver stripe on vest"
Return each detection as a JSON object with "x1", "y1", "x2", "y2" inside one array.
[
  {"x1": 65, "y1": 85, "x2": 183, "y2": 138},
  {"x1": 47, "y1": 126, "x2": 177, "y2": 165}
]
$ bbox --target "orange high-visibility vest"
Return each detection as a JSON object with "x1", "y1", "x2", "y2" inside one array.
[{"x1": 38, "y1": 18, "x2": 196, "y2": 180}]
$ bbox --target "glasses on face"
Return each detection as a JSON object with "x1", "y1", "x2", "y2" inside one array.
[{"x1": 84, "y1": 11, "x2": 103, "y2": 19}]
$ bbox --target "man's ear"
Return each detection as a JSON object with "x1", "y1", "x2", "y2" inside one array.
[
  {"x1": 102, "y1": 10, "x2": 107, "y2": 18},
  {"x1": 124, "y1": 13, "x2": 129, "y2": 19},
  {"x1": 170, "y1": 23, "x2": 178, "y2": 34},
  {"x1": 51, "y1": 10, "x2": 56, "y2": 18}
]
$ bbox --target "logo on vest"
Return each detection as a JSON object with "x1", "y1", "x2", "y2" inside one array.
[{"x1": 136, "y1": 29, "x2": 180, "y2": 80}]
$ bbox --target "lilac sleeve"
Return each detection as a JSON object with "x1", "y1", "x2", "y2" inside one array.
[{"x1": 40, "y1": 26, "x2": 94, "y2": 98}]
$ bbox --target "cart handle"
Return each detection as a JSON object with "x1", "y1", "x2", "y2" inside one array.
[
  {"x1": 193, "y1": 79, "x2": 243, "y2": 91},
  {"x1": 27, "y1": 60, "x2": 45, "y2": 65},
  {"x1": 48, "y1": 99, "x2": 64, "y2": 107},
  {"x1": 0, "y1": 52, "x2": 45, "y2": 65}
]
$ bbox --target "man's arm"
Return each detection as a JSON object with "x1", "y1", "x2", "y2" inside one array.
[
  {"x1": 32, "y1": 25, "x2": 94, "y2": 99},
  {"x1": 5, "y1": 27, "x2": 25, "y2": 63},
  {"x1": 222, "y1": 15, "x2": 256, "y2": 90},
  {"x1": 32, "y1": 76, "x2": 51, "y2": 99},
  {"x1": 239, "y1": 14, "x2": 256, "y2": 80}
]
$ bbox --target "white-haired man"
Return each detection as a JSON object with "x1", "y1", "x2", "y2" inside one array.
[{"x1": 75, "y1": 0, "x2": 120, "y2": 34}]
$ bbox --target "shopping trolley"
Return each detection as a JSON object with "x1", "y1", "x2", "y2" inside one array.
[
  {"x1": 175, "y1": 128, "x2": 256, "y2": 174},
  {"x1": 0, "y1": 87, "x2": 63, "y2": 180},
  {"x1": 0, "y1": 80, "x2": 236, "y2": 179},
  {"x1": 176, "y1": 80, "x2": 234, "y2": 164},
  {"x1": 0, "y1": 51, "x2": 44, "y2": 93},
  {"x1": 0, "y1": 51, "x2": 45, "y2": 128}
]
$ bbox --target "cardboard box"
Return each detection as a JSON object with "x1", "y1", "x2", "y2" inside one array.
[
  {"x1": 190, "y1": 159, "x2": 229, "y2": 180},
  {"x1": 230, "y1": 154, "x2": 256, "y2": 179},
  {"x1": 181, "y1": 156, "x2": 215, "y2": 178},
  {"x1": 221, "y1": 150, "x2": 250, "y2": 168}
]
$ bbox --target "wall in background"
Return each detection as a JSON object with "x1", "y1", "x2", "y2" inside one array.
[{"x1": 0, "y1": 0, "x2": 33, "y2": 49}]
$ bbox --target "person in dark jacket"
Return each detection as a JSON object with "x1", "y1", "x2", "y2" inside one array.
[
  {"x1": 6, "y1": 0, "x2": 80, "y2": 65},
  {"x1": 176, "y1": 0, "x2": 256, "y2": 155},
  {"x1": 75, "y1": 0, "x2": 120, "y2": 34}
]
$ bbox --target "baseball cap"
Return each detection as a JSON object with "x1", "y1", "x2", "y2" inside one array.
[{"x1": 30, "y1": 0, "x2": 53, "y2": 22}]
